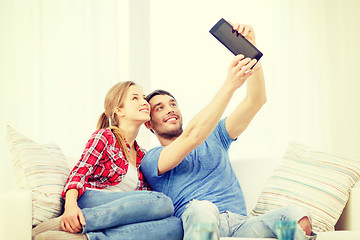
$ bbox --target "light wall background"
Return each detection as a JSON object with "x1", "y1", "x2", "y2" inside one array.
[{"x1": 1, "y1": 0, "x2": 360, "y2": 191}]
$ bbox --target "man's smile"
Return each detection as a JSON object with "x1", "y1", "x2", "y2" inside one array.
[{"x1": 164, "y1": 115, "x2": 179, "y2": 123}]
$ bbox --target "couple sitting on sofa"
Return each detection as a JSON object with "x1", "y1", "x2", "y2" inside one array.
[{"x1": 32, "y1": 24, "x2": 315, "y2": 240}]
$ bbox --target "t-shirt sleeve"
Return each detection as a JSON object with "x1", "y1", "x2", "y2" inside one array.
[
  {"x1": 140, "y1": 146, "x2": 165, "y2": 188},
  {"x1": 212, "y1": 118, "x2": 236, "y2": 150}
]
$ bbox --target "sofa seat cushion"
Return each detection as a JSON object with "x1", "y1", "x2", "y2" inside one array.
[
  {"x1": 220, "y1": 238, "x2": 276, "y2": 240},
  {"x1": 220, "y1": 231, "x2": 360, "y2": 239},
  {"x1": 317, "y1": 231, "x2": 360, "y2": 240}
]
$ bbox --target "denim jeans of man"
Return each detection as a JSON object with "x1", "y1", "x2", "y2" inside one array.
[
  {"x1": 181, "y1": 200, "x2": 314, "y2": 240},
  {"x1": 77, "y1": 190, "x2": 183, "y2": 240}
]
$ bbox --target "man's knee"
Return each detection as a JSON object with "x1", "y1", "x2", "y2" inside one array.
[
  {"x1": 187, "y1": 200, "x2": 219, "y2": 213},
  {"x1": 181, "y1": 200, "x2": 219, "y2": 240},
  {"x1": 182, "y1": 200, "x2": 219, "y2": 222}
]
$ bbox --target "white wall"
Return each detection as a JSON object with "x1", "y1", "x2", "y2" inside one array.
[
  {"x1": 147, "y1": 0, "x2": 274, "y2": 159},
  {"x1": 147, "y1": 0, "x2": 360, "y2": 161}
]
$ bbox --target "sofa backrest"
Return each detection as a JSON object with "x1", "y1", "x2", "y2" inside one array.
[
  {"x1": 66, "y1": 156, "x2": 281, "y2": 214},
  {"x1": 230, "y1": 158, "x2": 280, "y2": 213}
]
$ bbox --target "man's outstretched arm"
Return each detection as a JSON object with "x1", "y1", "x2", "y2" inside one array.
[
  {"x1": 157, "y1": 55, "x2": 257, "y2": 175},
  {"x1": 225, "y1": 24, "x2": 267, "y2": 140}
]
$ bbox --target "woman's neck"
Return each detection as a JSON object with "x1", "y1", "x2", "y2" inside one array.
[{"x1": 118, "y1": 122, "x2": 140, "y2": 148}]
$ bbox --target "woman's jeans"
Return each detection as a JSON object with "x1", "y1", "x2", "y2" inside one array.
[{"x1": 77, "y1": 190, "x2": 183, "y2": 240}]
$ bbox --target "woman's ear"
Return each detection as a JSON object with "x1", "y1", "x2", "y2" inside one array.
[{"x1": 114, "y1": 107, "x2": 125, "y2": 118}]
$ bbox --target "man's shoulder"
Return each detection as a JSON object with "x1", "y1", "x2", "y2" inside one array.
[
  {"x1": 145, "y1": 146, "x2": 164, "y2": 154},
  {"x1": 140, "y1": 146, "x2": 166, "y2": 183},
  {"x1": 143, "y1": 146, "x2": 164, "y2": 161}
]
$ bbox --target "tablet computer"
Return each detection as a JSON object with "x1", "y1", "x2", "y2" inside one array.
[{"x1": 210, "y1": 18, "x2": 263, "y2": 61}]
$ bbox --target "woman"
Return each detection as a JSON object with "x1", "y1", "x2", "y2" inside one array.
[{"x1": 32, "y1": 81, "x2": 183, "y2": 240}]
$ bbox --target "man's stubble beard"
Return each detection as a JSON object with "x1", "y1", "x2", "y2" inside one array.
[
  {"x1": 158, "y1": 127, "x2": 183, "y2": 140},
  {"x1": 154, "y1": 121, "x2": 183, "y2": 140}
]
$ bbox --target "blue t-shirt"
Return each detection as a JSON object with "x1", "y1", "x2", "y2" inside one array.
[{"x1": 141, "y1": 119, "x2": 247, "y2": 218}]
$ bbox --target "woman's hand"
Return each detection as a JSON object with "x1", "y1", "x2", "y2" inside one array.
[
  {"x1": 61, "y1": 203, "x2": 86, "y2": 233},
  {"x1": 61, "y1": 189, "x2": 86, "y2": 233}
]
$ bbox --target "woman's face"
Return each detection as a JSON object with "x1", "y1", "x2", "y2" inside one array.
[{"x1": 120, "y1": 85, "x2": 150, "y2": 123}]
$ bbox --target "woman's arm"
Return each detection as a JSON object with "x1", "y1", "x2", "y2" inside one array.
[
  {"x1": 60, "y1": 129, "x2": 111, "y2": 232},
  {"x1": 61, "y1": 189, "x2": 86, "y2": 233},
  {"x1": 62, "y1": 129, "x2": 109, "y2": 198}
]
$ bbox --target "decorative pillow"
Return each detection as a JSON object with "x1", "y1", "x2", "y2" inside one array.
[
  {"x1": 6, "y1": 125, "x2": 70, "y2": 227},
  {"x1": 251, "y1": 142, "x2": 360, "y2": 233}
]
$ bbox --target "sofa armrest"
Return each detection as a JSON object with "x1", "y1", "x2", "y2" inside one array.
[
  {"x1": 0, "y1": 189, "x2": 32, "y2": 240},
  {"x1": 335, "y1": 186, "x2": 360, "y2": 231}
]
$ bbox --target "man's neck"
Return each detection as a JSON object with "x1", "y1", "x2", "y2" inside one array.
[{"x1": 158, "y1": 135, "x2": 177, "y2": 146}]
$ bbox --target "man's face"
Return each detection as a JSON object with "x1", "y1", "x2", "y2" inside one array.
[{"x1": 147, "y1": 94, "x2": 183, "y2": 140}]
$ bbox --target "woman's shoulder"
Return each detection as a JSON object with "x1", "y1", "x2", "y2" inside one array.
[
  {"x1": 89, "y1": 128, "x2": 115, "y2": 142},
  {"x1": 134, "y1": 141, "x2": 147, "y2": 154}
]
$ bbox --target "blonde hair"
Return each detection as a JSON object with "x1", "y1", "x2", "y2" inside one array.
[{"x1": 96, "y1": 81, "x2": 136, "y2": 159}]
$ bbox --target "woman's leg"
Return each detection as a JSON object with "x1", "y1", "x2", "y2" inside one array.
[
  {"x1": 78, "y1": 190, "x2": 175, "y2": 233},
  {"x1": 34, "y1": 216, "x2": 183, "y2": 240},
  {"x1": 86, "y1": 216, "x2": 183, "y2": 240}
]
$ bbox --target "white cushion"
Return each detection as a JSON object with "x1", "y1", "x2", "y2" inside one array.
[
  {"x1": 6, "y1": 125, "x2": 70, "y2": 226},
  {"x1": 251, "y1": 142, "x2": 360, "y2": 232}
]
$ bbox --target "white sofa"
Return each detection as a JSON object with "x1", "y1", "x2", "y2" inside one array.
[
  {"x1": 0, "y1": 159, "x2": 360, "y2": 240},
  {"x1": 1, "y1": 157, "x2": 360, "y2": 240},
  {"x1": 229, "y1": 158, "x2": 360, "y2": 240}
]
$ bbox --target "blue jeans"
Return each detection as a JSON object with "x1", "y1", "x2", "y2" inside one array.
[
  {"x1": 181, "y1": 200, "x2": 314, "y2": 240},
  {"x1": 78, "y1": 190, "x2": 183, "y2": 240}
]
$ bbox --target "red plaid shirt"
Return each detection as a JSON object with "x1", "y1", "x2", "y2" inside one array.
[{"x1": 62, "y1": 129, "x2": 150, "y2": 198}]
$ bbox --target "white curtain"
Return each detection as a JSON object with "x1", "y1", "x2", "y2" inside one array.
[
  {"x1": 270, "y1": 0, "x2": 360, "y2": 158},
  {"x1": 0, "y1": 0, "x2": 151, "y2": 190}
]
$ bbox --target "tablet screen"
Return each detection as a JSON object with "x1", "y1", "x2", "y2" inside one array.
[{"x1": 210, "y1": 18, "x2": 263, "y2": 61}]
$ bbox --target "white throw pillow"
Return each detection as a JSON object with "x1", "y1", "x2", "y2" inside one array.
[
  {"x1": 251, "y1": 142, "x2": 360, "y2": 233},
  {"x1": 6, "y1": 125, "x2": 70, "y2": 227}
]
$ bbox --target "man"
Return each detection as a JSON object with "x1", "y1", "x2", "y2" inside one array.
[{"x1": 141, "y1": 23, "x2": 314, "y2": 240}]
